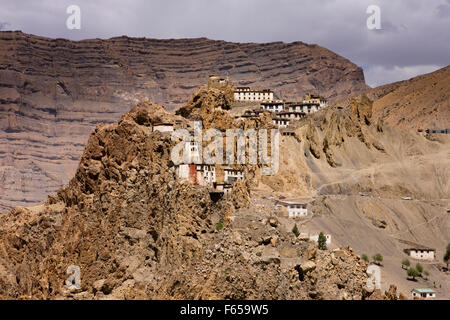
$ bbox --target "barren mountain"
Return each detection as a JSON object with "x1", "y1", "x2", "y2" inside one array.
[
  {"x1": 335, "y1": 66, "x2": 449, "y2": 130},
  {"x1": 0, "y1": 31, "x2": 368, "y2": 211}
]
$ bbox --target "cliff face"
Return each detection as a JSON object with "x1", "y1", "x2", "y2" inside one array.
[{"x1": 0, "y1": 31, "x2": 368, "y2": 211}]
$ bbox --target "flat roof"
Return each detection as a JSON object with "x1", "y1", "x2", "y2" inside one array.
[
  {"x1": 235, "y1": 88, "x2": 273, "y2": 92},
  {"x1": 261, "y1": 100, "x2": 284, "y2": 104},
  {"x1": 277, "y1": 200, "x2": 308, "y2": 206},
  {"x1": 153, "y1": 122, "x2": 174, "y2": 126},
  {"x1": 412, "y1": 288, "x2": 435, "y2": 293},
  {"x1": 405, "y1": 247, "x2": 435, "y2": 252},
  {"x1": 278, "y1": 111, "x2": 306, "y2": 115}
]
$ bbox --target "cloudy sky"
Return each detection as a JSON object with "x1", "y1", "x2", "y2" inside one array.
[{"x1": 1, "y1": 0, "x2": 449, "y2": 87}]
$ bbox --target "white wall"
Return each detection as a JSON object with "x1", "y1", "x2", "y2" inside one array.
[
  {"x1": 408, "y1": 250, "x2": 435, "y2": 261},
  {"x1": 224, "y1": 170, "x2": 244, "y2": 183},
  {"x1": 176, "y1": 164, "x2": 189, "y2": 179},
  {"x1": 234, "y1": 90, "x2": 273, "y2": 101},
  {"x1": 411, "y1": 291, "x2": 435, "y2": 299},
  {"x1": 287, "y1": 204, "x2": 308, "y2": 217},
  {"x1": 153, "y1": 125, "x2": 174, "y2": 132}
]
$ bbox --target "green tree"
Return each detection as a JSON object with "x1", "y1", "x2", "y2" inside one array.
[
  {"x1": 407, "y1": 267, "x2": 419, "y2": 280},
  {"x1": 402, "y1": 258, "x2": 410, "y2": 269},
  {"x1": 292, "y1": 224, "x2": 300, "y2": 237},
  {"x1": 416, "y1": 263, "x2": 423, "y2": 275},
  {"x1": 215, "y1": 221, "x2": 223, "y2": 231},
  {"x1": 361, "y1": 254, "x2": 369, "y2": 262},
  {"x1": 423, "y1": 270, "x2": 430, "y2": 280},
  {"x1": 318, "y1": 232, "x2": 327, "y2": 250},
  {"x1": 372, "y1": 253, "x2": 383, "y2": 266},
  {"x1": 444, "y1": 243, "x2": 450, "y2": 269}
]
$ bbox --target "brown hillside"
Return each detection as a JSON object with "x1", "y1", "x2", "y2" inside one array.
[{"x1": 367, "y1": 66, "x2": 449, "y2": 130}]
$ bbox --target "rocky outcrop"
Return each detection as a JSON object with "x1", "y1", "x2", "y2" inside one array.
[
  {"x1": 0, "y1": 30, "x2": 368, "y2": 211},
  {"x1": 300, "y1": 95, "x2": 378, "y2": 167}
]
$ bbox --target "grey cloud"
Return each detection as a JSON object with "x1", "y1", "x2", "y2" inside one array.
[
  {"x1": 0, "y1": 22, "x2": 10, "y2": 30},
  {"x1": 436, "y1": 2, "x2": 450, "y2": 18}
]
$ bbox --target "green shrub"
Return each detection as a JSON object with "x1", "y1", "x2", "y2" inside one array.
[
  {"x1": 216, "y1": 221, "x2": 224, "y2": 231},
  {"x1": 372, "y1": 253, "x2": 383, "y2": 265},
  {"x1": 407, "y1": 267, "x2": 419, "y2": 280},
  {"x1": 416, "y1": 263, "x2": 423, "y2": 274},
  {"x1": 401, "y1": 258, "x2": 410, "y2": 269},
  {"x1": 361, "y1": 254, "x2": 369, "y2": 262},
  {"x1": 318, "y1": 232, "x2": 327, "y2": 250},
  {"x1": 444, "y1": 243, "x2": 450, "y2": 268},
  {"x1": 292, "y1": 224, "x2": 300, "y2": 237}
]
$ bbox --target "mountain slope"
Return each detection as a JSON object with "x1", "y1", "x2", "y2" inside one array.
[
  {"x1": 259, "y1": 96, "x2": 450, "y2": 297},
  {"x1": 366, "y1": 65, "x2": 450, "y2": 130}
]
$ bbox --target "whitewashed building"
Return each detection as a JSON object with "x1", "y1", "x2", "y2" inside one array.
[
  {"x1": 153, "y1": 122, "x2": 174, "y2": 133},
  {"x1": 214, "y1": 182, "x2": 233, "y2": 195},
  {"x1": 196, "y1": 164, "x2": 216, "y2": 186},
  {"x1": 234, "y1": 87, "x2": 274, "y2": 102},
  {"x1": 278, "y1": 111, "x2": 305, "y2": 120},
  {"x1": 272, "y1": 117, "x2": 290, "y2": 128},
  {"x1": 287, "y1": 102, "x2": 320, "y2": 114},
  {"x1": 276, "y1": 200, "x2": 308, "y2": 218},
  {"x1": 411, "y1": 288, "x2": 436, "y2": 299},
  {"x1": 175, "y1": 163, "x2": 190, "y2": 180},
  {"x1": 174, "y1": 163, "x2": 215, "y2": 186},
  {"x1": 260, "y1": 100, "x2": 284, "y2": 113},
  {"x1": 404, "y1": 248, "x2": 435, "y2": 261},
  {"x1": 302, "y1": 93, "x2": 327, "y2": 108},
  {"x1": 224, "y1": 167, "x2": 245, "y2": 184}
]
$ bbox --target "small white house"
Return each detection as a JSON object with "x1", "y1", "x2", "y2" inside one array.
[
  {"x1": 224, "y1": 167, "x2": 244, "y2": 184},
  {"x1": 153, "y1": 123, "x2": 174, "y2": 133},
  {"x1": 196, "y1": 164, "x2": 216, "y2": 186},
  {"x1": 260, "y1": 100, "x2": 284, "y2": 112},
  {"x1": 411, "y1": 288, "x2": 436, "y2": 299},
  {"x1": 175, "y1": 163, "x2": 216, "y2": 186},
  {"x1": 272, "y1": 117, "x2": 290, "y2": 128},
  {"x1": 278, "y1": 111, "x2": 305, "y2": 120},
  {"x1": 215, "y1": 182, "x2": 233, "y2": 195},
  {"x1": 175, "y1": 163, "x2": 190, "y2": 179},
  {"x1": 309, "y1": 234, "x2": 332, "y2": 245},
  {"x1": 234, "y1": 87, "x2": 274, "y2": 102},
  {"x1": 276, "y1": 200, "x2": 308, "y2": 218},
  {"x1": 404, "y1": 248, "x2": 435, "y2": 261}
]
